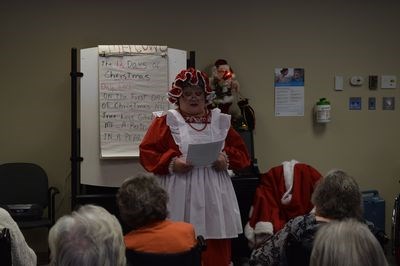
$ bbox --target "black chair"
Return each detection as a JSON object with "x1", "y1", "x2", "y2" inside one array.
[
  {"x1": 0, "y1": 163, "x2": 59, "y2": 230},
  {"x1": 0, "y1": 228, "x2": 12, "y2": 266},
  {"x1": 126, "y1": 235, "x2": 206, "y2": 266}
]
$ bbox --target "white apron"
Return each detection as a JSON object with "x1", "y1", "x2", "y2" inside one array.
[{"x1": 158, "y1": 108, "x2": 242, "y2": 239}]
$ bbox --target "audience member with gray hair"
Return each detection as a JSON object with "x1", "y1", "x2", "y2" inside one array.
[
  {"x1": 116, "y1": 173, "x2": 196, "y2": 253},
  {"x1": 310, "y1": 218, "x2": 388, "y2": 266},
  {"x1": 48, "y1": 204, "x2": 126, "y2": 266},
  {"x1": 249, "y1": 169, "x2": 363, "y2": 266}
]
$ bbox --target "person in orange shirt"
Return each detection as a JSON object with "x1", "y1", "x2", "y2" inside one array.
[{"x1": 116, "y1": 173, "x2": 196, "y2": 253}]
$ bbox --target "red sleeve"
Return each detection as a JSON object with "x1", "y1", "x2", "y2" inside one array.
[
  {"x1": 139, "y1": 116, "x2": 181, "y2": 175},
  {"x1": 223, "y1": 127, "x2": 251, "y2": 170}
]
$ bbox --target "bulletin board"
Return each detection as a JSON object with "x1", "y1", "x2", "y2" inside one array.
[{"x1": 80, "y1": 45, "x2": 186, "y2": 187}]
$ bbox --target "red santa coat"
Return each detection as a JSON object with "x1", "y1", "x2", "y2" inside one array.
[{"x1": 244, "y1": 161, "x2": 322, "y2": 247}]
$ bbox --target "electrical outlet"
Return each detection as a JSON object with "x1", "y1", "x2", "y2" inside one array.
[{"x1": 381, "y1": 75, "x2": 397, "y2": 89}]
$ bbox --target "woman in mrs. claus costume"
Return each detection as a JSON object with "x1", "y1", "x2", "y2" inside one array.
[{"x1": 139, "y1": 68, "x2": 250, "y2": 266}]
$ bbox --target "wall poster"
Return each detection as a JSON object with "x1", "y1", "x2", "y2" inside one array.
[{"x1": 274, "y1": 67, "x2": 305, "y2": 116}]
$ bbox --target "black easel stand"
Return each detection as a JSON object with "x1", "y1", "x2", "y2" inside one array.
[
  {"x1": 187, "y1": 51, "x2": 195, "y2": 68},
  {"x1": 70, "y1": 48, "x2": 83, "y2": 210}
]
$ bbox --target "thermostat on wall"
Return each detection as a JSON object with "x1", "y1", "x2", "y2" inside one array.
[{"x1": 350, "y1": 76, "x2": 364, "y2": 86}]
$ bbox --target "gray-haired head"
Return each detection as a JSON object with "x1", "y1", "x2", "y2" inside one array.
[
  {"x1": 310, "y1": 219, "x2": 388, "y2": 266},
  {"x1": 311, "y1": 169, "x2": 362, "y2": 220},
  {"x1": 48, "y1": 204, "x2": 126, "y2": 266},
  {"x1": 116, "y1": 173, "x2": 168, "y2": 230}
]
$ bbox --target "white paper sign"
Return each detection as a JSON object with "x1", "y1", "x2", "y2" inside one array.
[{"x1": 186, "y1": 140, "x2": 224, "y2": 167}]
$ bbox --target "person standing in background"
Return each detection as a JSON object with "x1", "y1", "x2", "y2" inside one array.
[{"x1": 139, "y1": 67, "x2": 251, "y2": 266}]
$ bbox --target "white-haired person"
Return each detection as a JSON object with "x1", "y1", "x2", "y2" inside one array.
[
  {"x1": 48, "y1": 204, "x2": 126, "y2": 266},
  {"x1": 310, "y1": 218, "x2": 388, "y2": 266},
  {"x1": 0, "y1": 207, "x2": 37, "y2": 266},
  {"x1": 249, "y1": 169, "x2": 363, "y2": 266},
  {"x1": 139, "y1": 67, "x2": 251, "y2": 266}
]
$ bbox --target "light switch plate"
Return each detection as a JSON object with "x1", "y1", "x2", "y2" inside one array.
[
  {"x1": 334, "y1": 76, "x2": 344, "y2": 91},
  {"x1": 381, "y1": 75, "x2": 397, "y2": 89}
]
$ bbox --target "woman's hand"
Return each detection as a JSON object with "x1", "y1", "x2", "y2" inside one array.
[
  {"x1": 173, "y1": 157, "x2": 193, "y2": 173},
  {"x1": 212, "y1": 153, "x2": 228, "y2": 172}
]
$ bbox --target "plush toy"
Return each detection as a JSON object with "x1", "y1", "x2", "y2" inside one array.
[{"x1": 210, "y1": 59, "x2": 240, "y2": 115}]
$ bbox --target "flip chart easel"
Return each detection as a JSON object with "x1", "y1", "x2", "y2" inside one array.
[{"x1": 69, "y1": 46, "x2": 191, "y2": 209}]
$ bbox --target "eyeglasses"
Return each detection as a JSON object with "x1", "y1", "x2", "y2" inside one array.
[{"x1": 182, "y1": 88, "x2": 204, "y2": 98}]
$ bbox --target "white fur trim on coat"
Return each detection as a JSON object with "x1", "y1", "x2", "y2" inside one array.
[
  {"x1": 254, "y1": 221, "x2": 273, "y2": 235},
  {"x1": 244, "y1": 221, "x2": 274, "y2": 249},
  {"x1": 281, "y1": 159, "x2": 299, "y2": 205},
  {"x1": 244, "y1": 222, "x2": 255, "y2": 247}
]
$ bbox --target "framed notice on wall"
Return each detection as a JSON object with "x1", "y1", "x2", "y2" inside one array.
[{"x1": 98, "y1": 45, "x2": 169, "y2": 158}]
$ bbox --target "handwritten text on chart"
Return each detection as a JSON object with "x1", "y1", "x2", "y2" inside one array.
[
  {"x1": 99, "y1": 53, "x2": 168, "y2": 156},
  {"x1": 98, "y1": 45, "x2": 168, "y2": 56},
  {"x1": 101, "y1": 59, "x2": 162, "y2": 70}
]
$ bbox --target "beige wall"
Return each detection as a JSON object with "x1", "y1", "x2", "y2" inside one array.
[{"x1": 1, "y1": 1, "x2": 400, "y2": 235}]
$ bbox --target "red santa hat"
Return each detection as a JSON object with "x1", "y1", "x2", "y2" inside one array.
[{"x1": 168, "y1": 68, "x2": 213, "y2": 105}]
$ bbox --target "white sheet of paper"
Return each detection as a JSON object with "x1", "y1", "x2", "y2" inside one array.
[{"x1": 186, "y1": 140, "x2": 224, "y2": 167}]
